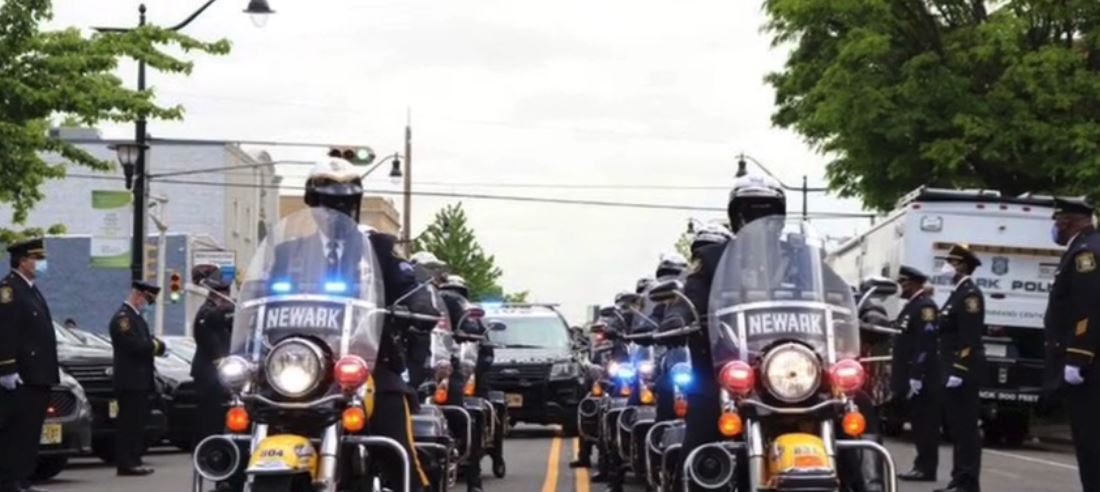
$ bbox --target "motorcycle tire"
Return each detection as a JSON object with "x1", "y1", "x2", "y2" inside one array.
[
  {"x1": 492, "y1": 458, "x2": 506, "y2": 478},
  {"x1": 252, "y1": 474, "x2": 312, "y2": 492}
]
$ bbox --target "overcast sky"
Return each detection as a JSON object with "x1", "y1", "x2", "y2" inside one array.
[{"x1": 49, "y1": 0, "x2": 868, "y2": 322}]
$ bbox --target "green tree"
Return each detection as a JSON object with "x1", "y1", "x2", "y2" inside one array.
[
  {"x1": 674, "y1": 230, "x2": 692, "y2": 259},
  {"x1": 765, "y1": 0, "x2": 1100, "y2": 210},
  {"x1": 413, "y1": 203, "x2": 524, "y2": 301},
  {"x1": 0, "y1": 0, "x2": 229, "y2": 241}
]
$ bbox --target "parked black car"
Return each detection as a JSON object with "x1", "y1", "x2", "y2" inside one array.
[
  {"x1": 482, "y1": 304, "x2": 586, "y2": 436},
  {"x1": 31, "y1": 368, "x2": 93, "y2": 480},
  {"x1": 52, "y1": 324, "x2": 169, "y2": 463}
]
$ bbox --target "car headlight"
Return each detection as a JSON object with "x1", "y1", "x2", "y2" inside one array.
[
  {"x1": 265, "y1": 339, "x2": 326, "y2": 398},
  {"x1": 551, "y1": 362, "x2": 578, "y2": 380},
  {"x1": 761, "y1": 343, "x2": 821, "y2": 403},
  {"x1": 218, "y1": 355, "x2": 253, "y2": 392}
]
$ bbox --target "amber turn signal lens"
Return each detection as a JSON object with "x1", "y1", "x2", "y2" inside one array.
[
  {"x1": 640, "y1": 389, "x2": 656, "y2": 405},
  {"x1": 592, "y1": 384, "x2": 604, "y2": 397},
  {"x1": 674, "y1": 398, "x2": 689, "y2": 418},
  {"x1": 842, "y1": 411, "x2": 866, "y2": 437},
  {"x1": 226, "y1": 406, "x2": 250, "y2": 433},
  {"x1": 434, "y1": 387, "x2": 449, "y2": 404},
  {"x1": 464, "y1": 382, "x2": 476, "y2": 397},
  {"x1": 343, "y1": 406, "x2": 367, "y2": 433},
  {"x1": 718, "y1": 412, "x2": 743, "y2": 437},
  {"x1": 620, "y1": 386, "x2": 632, "y2": 397}
]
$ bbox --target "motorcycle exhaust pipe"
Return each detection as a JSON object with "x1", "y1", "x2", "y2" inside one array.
[
  {"x1": 193, "y1": 435, "x2": 242, "y2": 483},
  {"x1": 685, "y1": 444, "x2": 735, "y2": 490}
]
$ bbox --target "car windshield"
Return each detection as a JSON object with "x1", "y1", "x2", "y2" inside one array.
[
  {"x1": 53, "y1": 323, "x2": 84, "y2": 345},
  {"x1": 487, "y1": 315, "x2": 570, "y2": 349}
]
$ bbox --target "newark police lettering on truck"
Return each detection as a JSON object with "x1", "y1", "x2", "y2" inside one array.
[{"x1": 827, "y1": 187, "x2": 1058, "y2": 446}]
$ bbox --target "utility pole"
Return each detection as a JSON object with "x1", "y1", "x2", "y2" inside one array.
[{"x1": 402, "y1": 110, "x2": 413, "y2": 256}]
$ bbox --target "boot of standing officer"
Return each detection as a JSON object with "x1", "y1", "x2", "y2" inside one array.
[
  {"x1": 110, "y1": 281, "x2": 167, "y2": 477},
  {"x1": 934, "y1": 244, "x2": 985, "y2": 492},
  {"x1": 894, "y1": 266, "x2": 942, "y2": 483},
  {"x1": 189, "y1": 265, "x2": 235, "y2": 441},
  {"x1": 1044, "y1": 198, "x2": 1100, "y2": 491},
  {"x1": 0, "y1": 238, "x2": 58, "y2": 492}
]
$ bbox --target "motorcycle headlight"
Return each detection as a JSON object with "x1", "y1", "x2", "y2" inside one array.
[
  {"x1": 638, "y1": 361, "x2": 656, "y2": 380},
  {"x1": 265, "y1": 339, "x2": 326, "y2": 398},
  {"x1": 218, "y1": 355, "x2": 253, "y2": 392},
  {"x1": 551, "y1": 362, "x2": 578, "y2": 380},
  {"x1": 761, "y1": 343, "x2": 821, "y2": 403}
]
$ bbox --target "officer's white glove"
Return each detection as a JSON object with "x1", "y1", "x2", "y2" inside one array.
[
  {"x1": 0, "y1": 373, "x2": 23, "y2": 390},
  {"x1": 908, "y1": 379, "x2": 923, "y2": 398},
  {"x1": 946, "y1": 375, "x2": 963, "y2": 389},
  {"x1": 1065, "y1": 365, "x2": 1086, "y2": 386}
]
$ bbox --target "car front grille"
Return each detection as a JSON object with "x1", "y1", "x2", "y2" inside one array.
[
  {"x1": 61, "y1": 363, "x2": 115, "y2": 397},
  {"x1": 485, "y1": 363, "x2": 550, "y2": 386},
  {"x1": 48, "y1": 390, "x2": 79, "y2": 418}
]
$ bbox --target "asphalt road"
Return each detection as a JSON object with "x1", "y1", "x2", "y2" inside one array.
[{"x1": 37, "y1": 428, "x2": 1081, "y2": 492}]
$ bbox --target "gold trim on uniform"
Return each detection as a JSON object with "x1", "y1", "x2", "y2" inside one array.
[
  {"x1": 0, "y1": 359, "x2": 15, "y2": 366},
  {"x1": 921, "y1": 307, "x2": 935, "y2": 321},
  {"x1": 1068, "y1": 348, "x2": 1096, "y2": 359},
  {"x1": 965, "y1": 296, "x2": 980, "y2": 313},
  {"x1": 0, "y1": 286, "x2": 11, "y2": 304},
  {"x1": 953, "y1": 363, "x2": 969, "y2": 372},
  {"x1": 1076, "y1": 252, "x2": 1097, "y2": 273},
  {"x1": 1077, "y1": 319, "x2": 1089, "y2": 337},
  {"x1": 959, "y1": 347, "x2": 971, "y2": 359}
]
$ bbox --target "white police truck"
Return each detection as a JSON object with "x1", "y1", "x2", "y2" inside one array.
[{"x1": 828, "y1": 187, "x2": 1060, "y2": 445}]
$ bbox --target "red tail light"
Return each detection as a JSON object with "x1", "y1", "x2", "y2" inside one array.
[
  {"x1": 719, "y1": 361, "x2": 755, "y2": 395},
  {"x1": 829, "y1": 359, "x2": 865, "y2": 394},
  {"x1": 335, "y1": 355, "x2": 370, "y2": 390}
]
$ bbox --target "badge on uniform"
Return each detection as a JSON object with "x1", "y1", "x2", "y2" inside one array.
[
  {"x1": 1077, "y1": 319, "x2": 1089, "y2": 337},
  {"x1": 119, "y1": 316, "x2": 131, "y2": 332},
  {"x1": 921, "y1": 307, "x2": 935, "y2": 321},
  {"x1": 0, "y1": 286, "x2": 10, "y2": 304},
  {"x1": 965, "y1": 296, "x2": 980, "y2": 313},
  {"x1": 1076, "y1": 252, "x2": 1096, "y2": 273}
]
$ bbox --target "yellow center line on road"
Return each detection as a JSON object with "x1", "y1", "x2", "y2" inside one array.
[
  {"x1": 541, "y1": 433, "x2": 563, "y2": 492},
  {"x1": 574, "y1": 437, "x2": 591, "y2": 492}
]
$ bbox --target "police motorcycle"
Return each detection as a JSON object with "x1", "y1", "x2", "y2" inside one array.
[
  {"x1": 191, "y1": 207, "x2": 442, "y2": 492},
  {"x1": 650, "y1": 217, "x2": 898, "y2": 492},
  {"x1": 447, "y1": 305, "x2": 508, "y2": 480},
  {"x1": 576, "y1": 314, "x2": 622, "y2": 479},
  {"x1": 411, "y1": 286, "x2": 461, "y2": 492},
  {"x1": 588, "y1": 307, "x2": 636, "y2": 484},
  {"x1": 644, "y1": 345, "x2": 691, "y2": 492}
]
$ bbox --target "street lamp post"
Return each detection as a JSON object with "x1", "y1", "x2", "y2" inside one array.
[{"x1": 100, "y1": 0, "x2": 274, "y2": 281}]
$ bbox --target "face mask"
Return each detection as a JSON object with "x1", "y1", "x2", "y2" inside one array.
[
  {"x1": 34, "y1": 259, "x2": 48, "y2": 274},
  {"x1": 939, "y1": 262, "x2": 956, "y2": 277},
  {"x1": 1052, "y1": 223, "x2": 1066, "y2": 245}
]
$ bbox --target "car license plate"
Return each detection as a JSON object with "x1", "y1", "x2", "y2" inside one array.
[
  {"x1": 40, "y1": 424, "x2": 62, "y2": 445},
  {"x1": 985, "y1": 343, "x2": 1008, "y2": 358},
  {"x1": 506, "y1": 394, "x2": 523, "y2": 408},
  {"x1": 108, "y1": 400, "x2": 119, "y2": 419}
]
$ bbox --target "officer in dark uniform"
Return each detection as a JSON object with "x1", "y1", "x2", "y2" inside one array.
[
  {"x1": 0, "y1": 238, "x2": 58, "y2": 492},
  {"x1": 408, "y1": 252, "x2": 448, "y2": 390},
  {"x1": 935, "y1": 244, "x2": 985, "y2": 492},
  {"x1": 438, "y1": 275, "x2": 489, "y2": 492},
  {"x1": 189, "y1": 265, "x2": 235, "y2": 444},
  {"x1": 1044, "y1": 198, "x2": 1100, "y2": 491},
  {"x1": 893, "y1": 266, "x2": 941, "y2": 482},
  {"x1": 109, "y1": 280, "x2": 166, "y2": 477},
  {"x1": 302, "y1": 158, "x2": 437, "y2": 492}
]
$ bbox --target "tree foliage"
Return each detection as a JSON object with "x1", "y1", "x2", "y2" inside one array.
[
  {"x1": 765, "y1": 0, "x2": 1100, "y2": 210},
  {"x1": 413, "y1": 203, "x2": 525, "y2": 301},
  {"x1": 0, "y1": 0, "x2": 229, "y2": 240}
]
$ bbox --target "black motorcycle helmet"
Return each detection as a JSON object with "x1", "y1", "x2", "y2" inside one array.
[
  {"x1": 304, "y1": 158, "x2": 364, "y2": 220},
  {"x1": 728, "y1": 174, "x2": 786, "y2": 233}
]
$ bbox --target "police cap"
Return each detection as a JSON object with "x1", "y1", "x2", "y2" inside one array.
[
  {"x1": 897, "y1": 265, "x2": 928, "y2": 284},
  {"x1": 132, "y1": 280, "x2": 161, "y2": 296},
  {"x1": 946, "y1": 243, "x2": 982, "y2": 268},
  {"x1": 1053, "y1": 197, "x2": 1094, "y2": 218},
  {"x1": 7, "y1": 238, "x2": 46, "y2": 260}
]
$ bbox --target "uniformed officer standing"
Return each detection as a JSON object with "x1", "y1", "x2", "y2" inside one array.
[
  {"x1": 189, "y1": 266, "x2": 235, "y2": 444},
  {"x1": 109, "y1": 281, "x2": 166, "y2": 476},
  {"x1": 935, "y1": 244, "x2": 985, "y2": 492},
  {"x1": 1043, "y1": 198, "x2": 1100, "y2": 491},
  {"x1": 893, "y1": 266, "x2": 941, "y2": 483},
  {"x1": 0, "y1": 239, "x2": 58, "y2": 492}
]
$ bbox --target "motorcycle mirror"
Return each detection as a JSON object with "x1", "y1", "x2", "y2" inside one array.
[
  {"x1": 488, "y1": 321, "x2": 507, "y2": 332},
  {"x1": 647, "y1": 279, "x2": 683, "y2": 302},
  {"x1": 860, "y1": 276, "x2": 899, "y2": 297},
  {"x1": 598, "y1": 306, "x2": 619, "y2": 318}
]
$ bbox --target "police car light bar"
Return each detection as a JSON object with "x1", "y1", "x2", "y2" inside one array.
[{"x1": 272, "y1": 281, "x2": 292, "y2": 294}]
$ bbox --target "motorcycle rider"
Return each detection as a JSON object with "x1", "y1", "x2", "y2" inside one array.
[
  {"x1": 301, "y1": 158, "x2": 435, "y2": 492},
  {"x1": 439, "y1": 275, "x2": 490, "y2": 492},
  {"x1": 408, "y1": 252, "x2": 448, "y2": 389}
]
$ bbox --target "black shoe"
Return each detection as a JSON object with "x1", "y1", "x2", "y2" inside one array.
[
  {"x1": 466, "y1": 485, "x2": 483, "y2": 492},
  {"x1": 590, "y1": 471, "x2": 609, "y2": 483},
  {"x1": 934, "y1": 486, "x2": 978, "y2": 492},
  {"x1": 898, "y1": 470, "x2": 937, "y2": 482},
  {"x1": 569, "y1": 459, "x2": 592, "y2": 468},
  {"x1": 116, "y1": 467, "x2": 155, "y2": 477},
  {"x1": 18, "y1": 487, "x2": 50, "y2": 492}
]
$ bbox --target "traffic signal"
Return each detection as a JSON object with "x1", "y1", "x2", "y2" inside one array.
[
  {"x1": 328, "y1": 146, "x2": 375, "y2": 166},
  {"x1": 144, "y1": 245, "x2": 158, "y2": 282},
  {"x1": 169, "y1": 271, "x2": 183, "y2": 303}
]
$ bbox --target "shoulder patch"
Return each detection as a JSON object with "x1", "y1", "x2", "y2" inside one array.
[
  {"x1": 119, "y1": 316, "x2": 131, "y2": 332},
  {"x1": 0, "y1": 286, "x2": 11, "y2": 304},
  {"x1": 921, "y1": 307, "x2": 935, "y2": 322},
  {"x1": 1076, "y1": 252, "x2": 1096, "y2": 273},
  {"x1": 965, "y1": 296, "x2": 981, "y2": 314}
]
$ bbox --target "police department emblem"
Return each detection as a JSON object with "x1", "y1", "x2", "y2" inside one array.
[
  {"x1": 1076, "y1": 252, "x2": 1096, "y2": 273},
  {"x1": 0, "y1": 287, "x2": 10, "y2": 304},
  {"x1": 991, "y1": 256, "x2": 1009, "y2": 276},
  {"x1": 119, "y1": 316, "x2": 131, "y2": 332}
]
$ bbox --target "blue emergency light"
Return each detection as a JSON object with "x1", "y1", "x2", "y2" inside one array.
[
  {"x1": 271, "y1": 281, "x2": 292, "y2": 293},
  {"x1": 671, "y1": 362, "x2": 693, "y2": 386},
  {"x1": 324, "y1": 281, "x2": 348, "y2": 294}
]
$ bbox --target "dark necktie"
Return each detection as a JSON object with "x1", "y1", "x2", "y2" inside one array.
[{"x1": 327, "y1": 241, "x2": 340, "y2": 275}]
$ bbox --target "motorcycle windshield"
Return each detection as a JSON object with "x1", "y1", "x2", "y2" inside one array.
[
  {"x1": 229, "y1": 207, "x2": 386, "y2": 369},
  {"x1": 707, "y1": 217, "x2": 859, "y2": 369}
]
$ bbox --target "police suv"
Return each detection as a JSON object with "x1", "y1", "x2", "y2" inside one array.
[{"x1": 829, "y1": 187, "x2": 1058, "y2": 445}]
